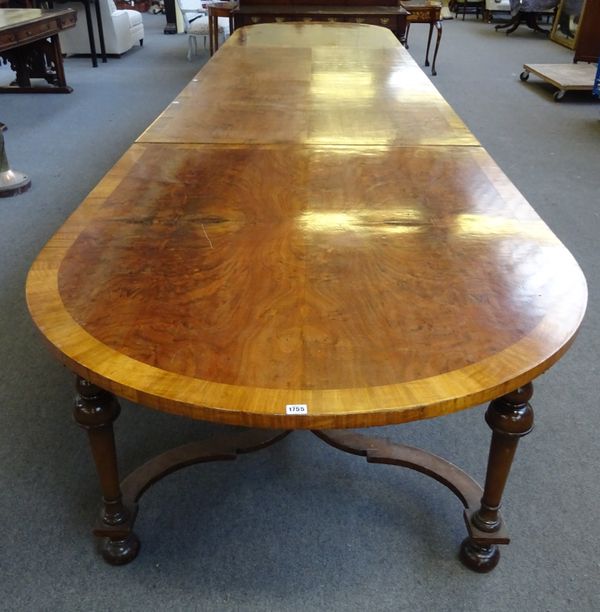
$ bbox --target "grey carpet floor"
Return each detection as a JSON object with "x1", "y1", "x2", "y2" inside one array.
[{"x1": 1, "y1": 12, "x2": 599, "y2": 612}]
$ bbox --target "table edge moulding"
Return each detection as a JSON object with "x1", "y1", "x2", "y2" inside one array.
[{"x1": 25, "y1": 23, "x2": 588, "y2": 573}]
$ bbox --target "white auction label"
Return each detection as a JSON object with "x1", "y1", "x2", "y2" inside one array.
[{"x1": 286, "y1": 404, "x2": 308, "y2": 415}]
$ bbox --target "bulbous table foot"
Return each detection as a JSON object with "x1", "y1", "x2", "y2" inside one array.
[
  {"x1": 0, "y1": 168, "x2": 31, "y2": 197},
  {"x1": 459, "y1": 538, "x2": 500, "y2": 573},
  {"x1": 99, "y1": 533, "x2": 141, "y2": 566}
]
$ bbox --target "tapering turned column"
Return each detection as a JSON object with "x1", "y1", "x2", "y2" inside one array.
[
  {"x1": 460, "y1": 384, "x2": 534, "y2": 572},
  {"x1": 73, "y1": 377, "x2": 140, "y2": 565}
]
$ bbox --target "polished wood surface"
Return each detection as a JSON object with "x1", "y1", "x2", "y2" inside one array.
[
  {"x1": 140, "y1": 25, "x2": 474, "y2": 146},
  {"x1": 26, "y1": 23, "x2": 587, "y2": 430}
]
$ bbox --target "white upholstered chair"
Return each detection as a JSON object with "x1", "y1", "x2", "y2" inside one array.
[
  {"x1": 176, "y1": 0, "x2": 226, "y2": 60},
  {"x1": 59, "y1": 0, "x2": 144, "y2": 57}
]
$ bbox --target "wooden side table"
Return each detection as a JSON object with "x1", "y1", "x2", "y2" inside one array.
[
  {"x1": 401, "y1": 0, "x2": 442, "y2": 75},
  {"x1": 207, "y1": 1, "x2": 237, "y2": 55},
  {"x1": 0, "y1": 7, "x2": 77, "y2": 92},
  {"x1": 233, "y1": 5, "x2": 409, "y2": 44}
]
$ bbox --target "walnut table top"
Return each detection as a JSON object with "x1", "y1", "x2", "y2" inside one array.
[{"x1": 26, "y1": 24, "x2": 587, "y2": 430}]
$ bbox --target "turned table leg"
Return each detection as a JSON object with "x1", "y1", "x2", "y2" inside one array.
[
  {"x1": 73, "y1": 377, "x2": 140, "y2": 565},
  {"x1": 460, "y1": 384, "x2": 534, "y2": 572}
]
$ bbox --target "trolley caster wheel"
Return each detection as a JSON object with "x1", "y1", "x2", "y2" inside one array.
[
  {"x1": 519, "y1": 71, "x2": 529, "y2": 81},
  {"x1": 553, "y1": 90, "x2": 565, "y2": 101}
]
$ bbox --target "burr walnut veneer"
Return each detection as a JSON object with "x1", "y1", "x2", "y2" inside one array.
[{"x1": 26, "y1": 23, "x2": 587, "y2": 572}]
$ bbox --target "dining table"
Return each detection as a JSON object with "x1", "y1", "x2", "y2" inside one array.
[{"x1": 26, "y1": 22, "x2": 587, "y2": 573}]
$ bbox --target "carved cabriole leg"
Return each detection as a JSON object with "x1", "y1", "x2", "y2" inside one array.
[
  {"x1": 460, "y1": 384, "x2": 534, "y2": 572},
  {"x1": 73, "y1": 377, "x2": 140, "y2": 565}
]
